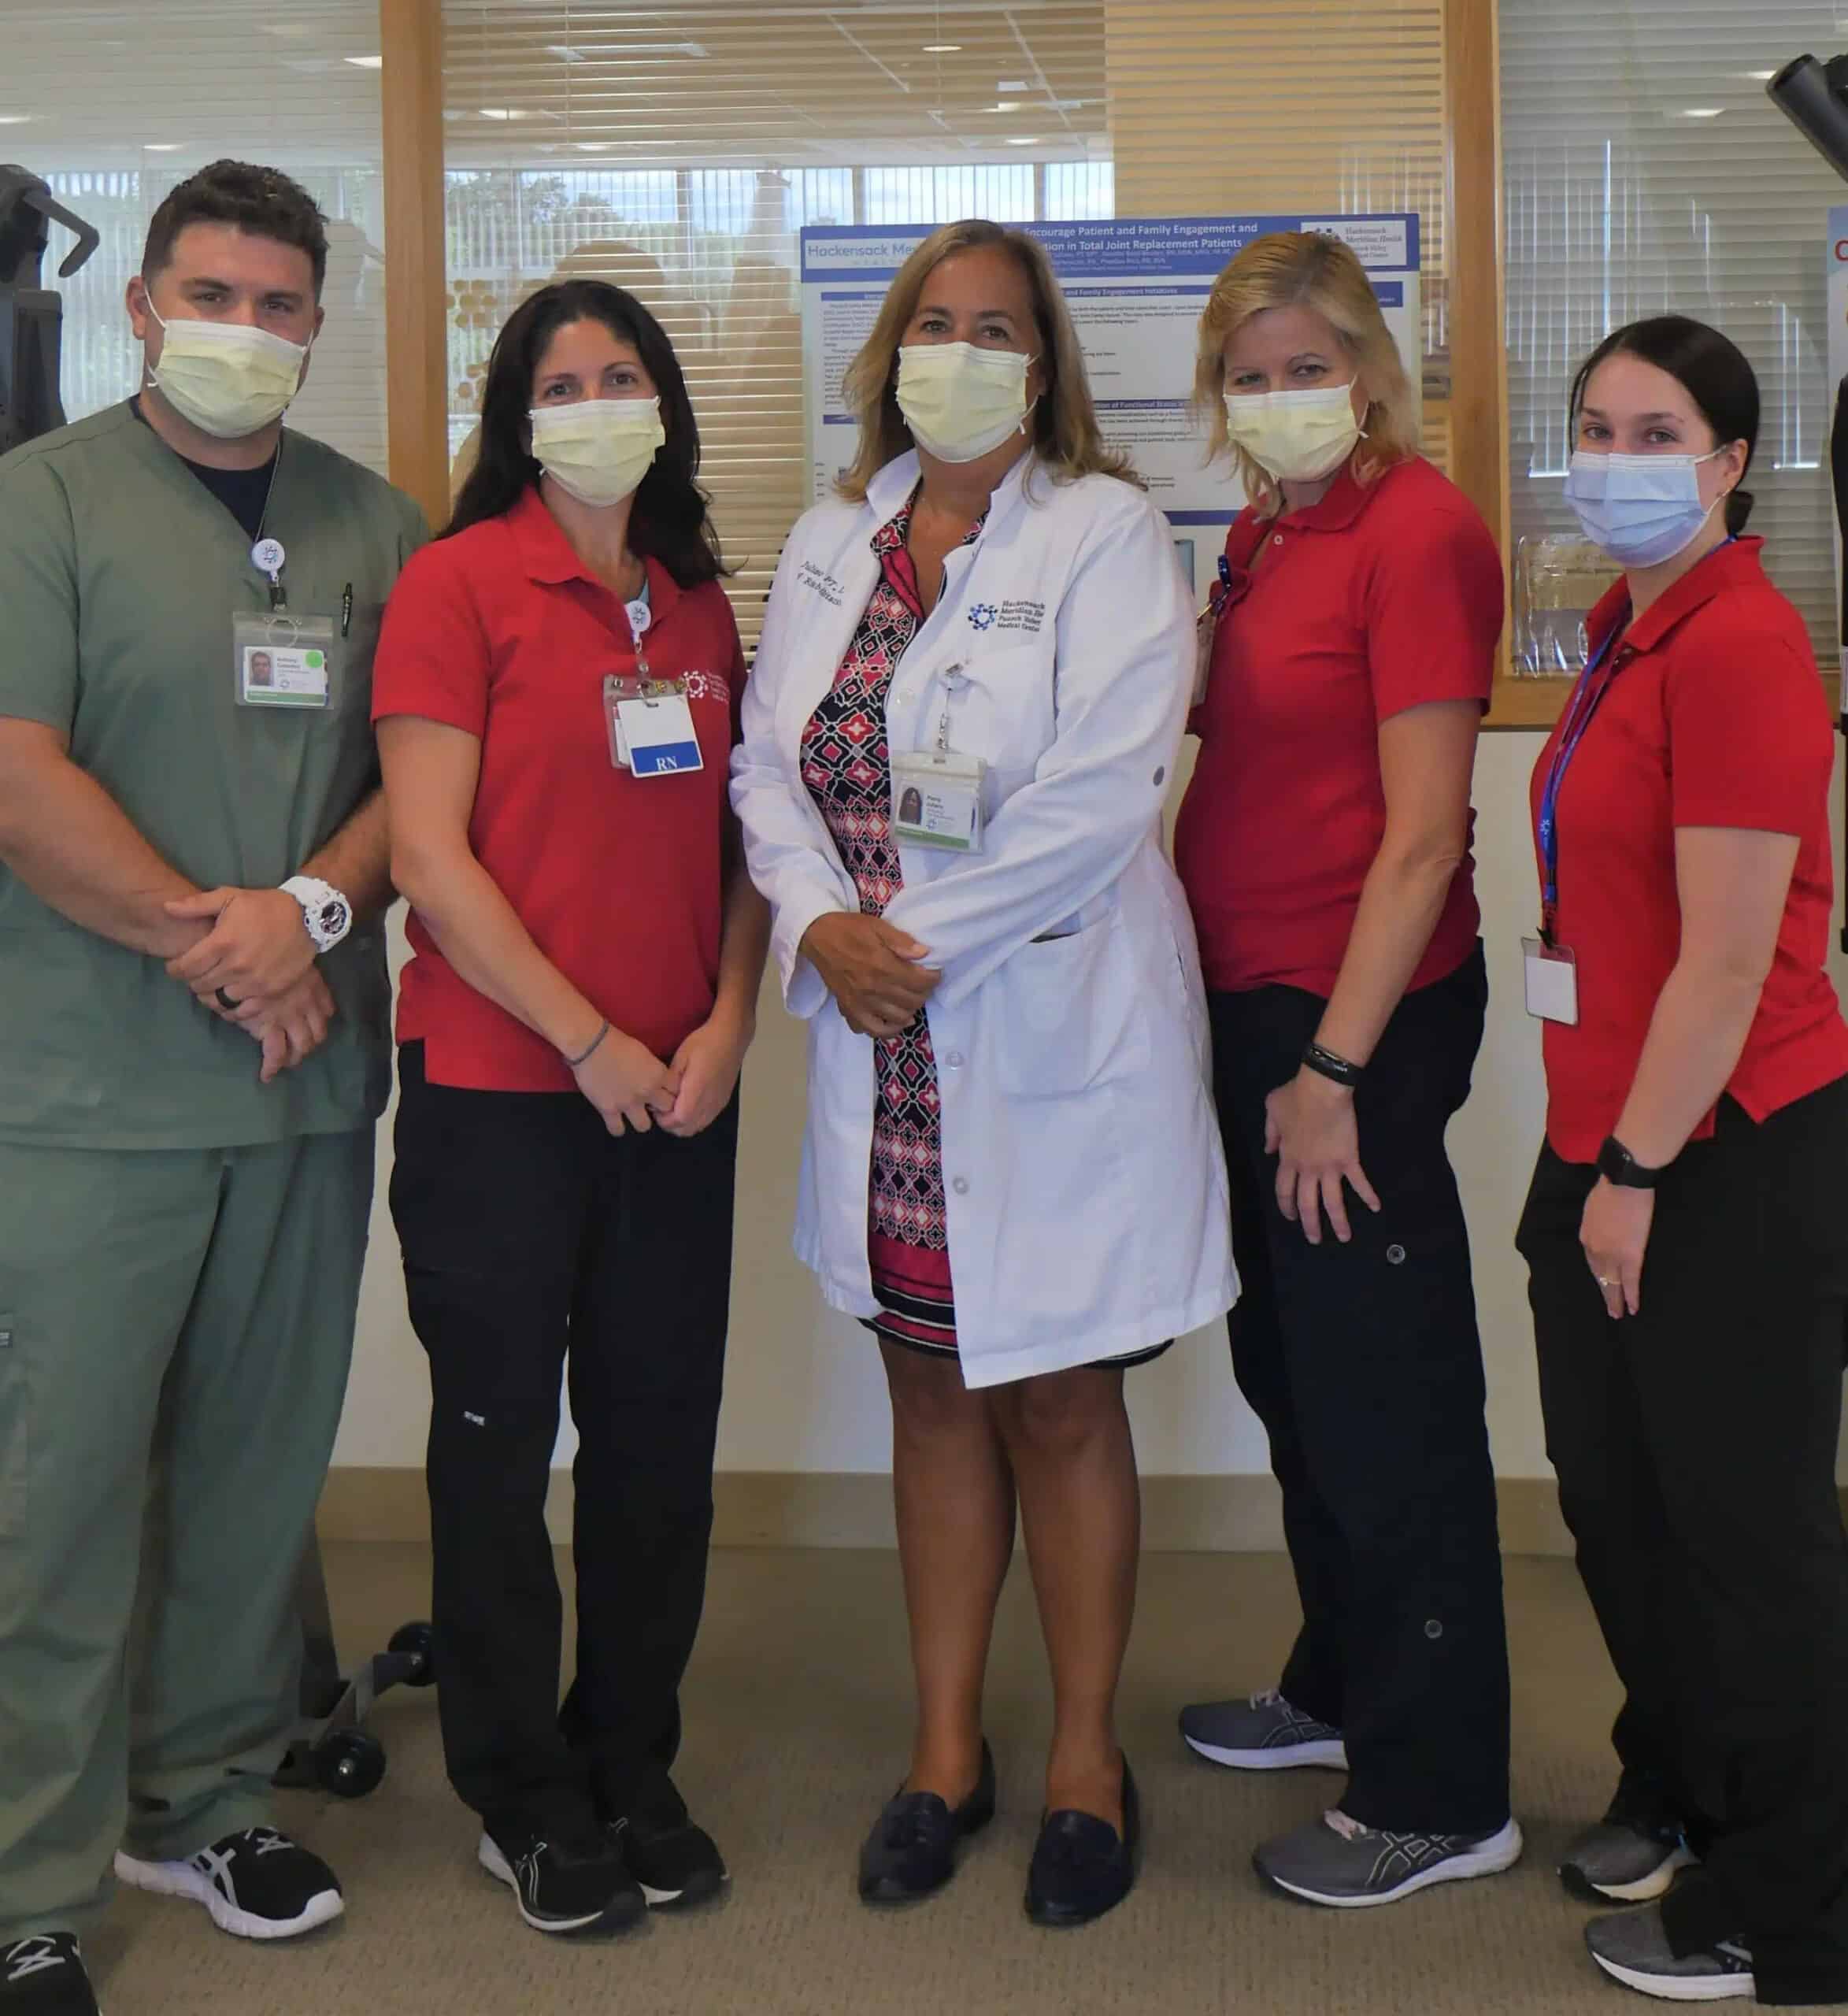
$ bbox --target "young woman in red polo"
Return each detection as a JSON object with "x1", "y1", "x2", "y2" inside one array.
[
  {"x1": 1517, "y1": 316, "x2": 1848, "y2": 2007},
  {"x1": 370, "y1": 280, "x2": 768, "y2": 1937},
  {"x1": 1172, "y1": 230, "x2": 1519, "y2": 1908}
]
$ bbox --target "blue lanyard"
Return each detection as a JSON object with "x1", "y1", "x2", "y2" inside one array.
[
  {"x1": 1536, "y1": 536, "x2": 1739, "y2": 940},
  {"x1": 1535, "y1": 615, "x2": 1627, "y2": 942}
]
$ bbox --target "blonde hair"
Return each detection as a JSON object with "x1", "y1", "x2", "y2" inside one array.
[
  {"x1": 1194, "y1": 230, "x2": 1417, "y2": 516},
  {"x1": 837, "y1": 218, "x2": 1136, "y2": 502}
]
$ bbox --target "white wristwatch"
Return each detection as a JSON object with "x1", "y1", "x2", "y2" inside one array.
[{"x1": 280, "y1": 876, "x2": 354, "y2": 954}]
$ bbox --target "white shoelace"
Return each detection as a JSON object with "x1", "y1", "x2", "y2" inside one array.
[{"x1": 3, "y1": 1937, "x2": 68, "y2": 1982}]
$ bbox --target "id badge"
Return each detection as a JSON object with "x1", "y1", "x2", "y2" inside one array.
[
  {"x1": 615, "y1": 691, "x2": 703, "y2": 778},
  {"x1": 893, "y1": 749, "x2": 987, "y2": 853},
  {"x1": 1523, "y1": 937, "x2": 1580, "y2": 1025},
  {"x1": 233, "y1": 613, "x2": 335, "y2": 709}
]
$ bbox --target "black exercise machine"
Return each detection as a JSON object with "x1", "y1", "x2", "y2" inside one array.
[{"x1": 0, "y1": 161, "x2": 434, "y2": 1798}]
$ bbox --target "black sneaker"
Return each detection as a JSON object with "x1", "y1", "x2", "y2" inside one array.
[
  {"x1": 0, "y1": 1936, "x2": 99, "y2": 2014},
  {"x1": 114, "y1": 1828, "x2": 343, "y2": 1940},
  {"x1": 614, "y1": 1782, "x2": 728, "y2": 1910},
  {"x1": 478, "y1": 1826, "x2": 646, "y2": 1936}
]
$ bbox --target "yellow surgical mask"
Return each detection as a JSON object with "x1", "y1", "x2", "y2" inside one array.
[
  {"x1": 895, "y1": 343, "x2": 1035, "y2": 464},
  {"x1": 1222, "y1": 380, "x2": 1363, "y2": 484},
  {"x1": 529, "y1": 397, "x2": 665, "y2": 509},
  {"x1": 148, "y1": 306, "x2": 309, "y2": 439}
]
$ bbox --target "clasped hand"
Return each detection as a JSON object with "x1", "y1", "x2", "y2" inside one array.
[
  {"x1": 800, "y1": 911, "x2": 941, "y2": 1039},
  {"x1": 162, "y1": 886, "x2": 331, "y2": 1082}
]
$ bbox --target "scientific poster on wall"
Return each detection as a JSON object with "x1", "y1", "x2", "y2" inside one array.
[
  {"x1": 1827, "y1": 206, "x2": 1848, "y2": 696},
  {"x1": 799, "y1": 213, "x2": 1422, "y2": 602}
]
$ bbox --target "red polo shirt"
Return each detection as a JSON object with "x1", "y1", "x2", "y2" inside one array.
[
  {"x1": 1175, "y1": 457, "x2": 1502, "y2": 997},
  {"x1": 1530, "y1": 536, "x2": 1848, "y2": 1163},
  {"x1": 372, "y1": 484, "x2": 746, "y2": 1091}
]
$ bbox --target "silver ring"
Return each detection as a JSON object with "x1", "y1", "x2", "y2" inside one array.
[{"x1": 1595, "y1": 1275, "x2": 1614, "y2": 1288}]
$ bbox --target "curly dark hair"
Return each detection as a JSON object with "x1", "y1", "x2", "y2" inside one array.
[{"x1": 143, "y1": 161, "x2": 329, "y2": 296}]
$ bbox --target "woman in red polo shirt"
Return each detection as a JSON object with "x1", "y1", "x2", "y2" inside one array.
[
  {"x1": 1172, "y1": 230, "x2": 1519, "y2": 1908},
  {"x1": 1517, "y1": 316, "x2": 1848, "y2": 2007},
  {"x1": 371, "y1": 280, "x2": 768, "y2": 1937}
]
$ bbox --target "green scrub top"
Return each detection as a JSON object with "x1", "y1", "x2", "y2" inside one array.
[{"x1": 0, "y1": 402, "x2": 428, "y2": 1149}]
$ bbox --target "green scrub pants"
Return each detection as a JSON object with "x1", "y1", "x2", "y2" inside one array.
[{"x1": 0, "y1": 1129, "x2": 372, "y2": 1940}]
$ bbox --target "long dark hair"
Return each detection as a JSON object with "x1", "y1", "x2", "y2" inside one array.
[
  {"x1": 443, "y1": 278, "x2": 725, "y2": 586},
  {"x1": 1568, "y1": 315, "x2": 1759, "y2": 536}
]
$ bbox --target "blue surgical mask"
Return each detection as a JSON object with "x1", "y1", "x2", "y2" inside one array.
[{"x1": 1564, "y1": 448, "x2": 1729, "y2": 567}]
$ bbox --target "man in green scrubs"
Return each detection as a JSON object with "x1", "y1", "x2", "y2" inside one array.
[{"x1": 0, "y1": 162, "x2": 425, "y2": 2016}]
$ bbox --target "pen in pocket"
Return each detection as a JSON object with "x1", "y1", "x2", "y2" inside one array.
[{"x1": 341, "y1": 583, "x2": 353, "y2": 638}]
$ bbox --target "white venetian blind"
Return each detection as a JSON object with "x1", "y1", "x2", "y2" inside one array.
[
  {"x1": 440, "y1": 2, "x2": 1458, "y2": 644},
  {"x1": 441, "y1": 2, "x2": 1113, "y2": 647},
  {"x1": 1500, "y1": 0, "x2": 1845, "y2": 665},
  {"x1": 1102, "y1": 0, "x2": 1453, "y2": 469},
  {"x1": 4, "y1": 0, "x2": 390, "y2": 475}
]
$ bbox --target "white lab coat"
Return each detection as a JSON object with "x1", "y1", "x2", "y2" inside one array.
[{"x1": 731, "y1": 450, "x2": 1237, "y2": 1387}]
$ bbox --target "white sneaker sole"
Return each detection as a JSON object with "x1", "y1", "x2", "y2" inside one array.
[
  {"x1": 476, "y1": 1836, "x2": 626, "y2": 1935},
  {"x1": 1589, "y1": 1950, "x2": 1754, "y2": 2002},
  {"x1": 1265, "y1": 1816, "x2": 1525, "y2": 1909},
  {"x1": 112, "y1": 1851, "x2": 343, "y2": 1940},
  {"x1": 1571, "y1": 1844, "x2": 1699, "y2": 1904},
  {"x1": 1184, "y1": 1731, "x2": 1348, "y2": 1772}
]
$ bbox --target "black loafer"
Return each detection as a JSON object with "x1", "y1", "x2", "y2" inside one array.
[
  {"x1": 857, "y1": 1742, "x2": 997, "y2": 1903},
  {"x1": 1024, "y1": 1756, "x2": 1140, "y2": 1927}
]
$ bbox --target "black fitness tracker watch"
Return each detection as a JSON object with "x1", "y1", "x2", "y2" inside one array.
[{"x1": 1596, "y1": 1135, "x2": 1662, "y2": 1190}]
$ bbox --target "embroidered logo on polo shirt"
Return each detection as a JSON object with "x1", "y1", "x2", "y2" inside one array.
[
  {"x1": 682, "y1": 670, "x2": 732, "y2": 705},
  {"x1": 968, "y1": 602, "x2": 998, "y2": 632}
]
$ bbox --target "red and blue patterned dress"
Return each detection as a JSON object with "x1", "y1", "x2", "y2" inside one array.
[{"x1": 798, "y1": 491, "x2": 983, "y2": 1354}]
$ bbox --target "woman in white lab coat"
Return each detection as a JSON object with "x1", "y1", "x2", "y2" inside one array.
[{"x1": 731, "y1": 218, "x2": 1235, "y2": 1928}]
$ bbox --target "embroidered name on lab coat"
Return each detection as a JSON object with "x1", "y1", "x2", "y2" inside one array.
[
  {"x1": 797, "y1": 561, "x2": 845, "y2": 607},
  {"x1": 993, "y1": 598, "x2": 1046, "y2": 635}
]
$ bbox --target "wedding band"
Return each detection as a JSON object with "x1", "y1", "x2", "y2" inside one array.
[{"x1": 217, "y1": 987, "x2": 238, "y2": 1010}]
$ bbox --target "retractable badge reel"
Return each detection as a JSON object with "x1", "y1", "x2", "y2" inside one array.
[
  {"x1": 603, "y1": 593, "x2": 702, "y2": 778},
  {"x1": 892, "y1": 665, "x2": 986, "y2": 853}
]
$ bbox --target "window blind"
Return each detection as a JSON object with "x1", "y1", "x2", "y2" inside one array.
[
  {"x1": 7, "y1": 0, "x2": 390, "y2": 476},
  {"x1": 1500, "y1": 0, "x2": 1845, "y2": 666},
  {"x1": 441, "y1": 2, "x2": 1456, "y2": 646}
]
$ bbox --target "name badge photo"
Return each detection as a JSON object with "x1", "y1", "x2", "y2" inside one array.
[
  {"x1": 232, "y1": 612, "x2": 334, "y2": 710},
  {"x1": 892, "y1": 749, "x2": 986, "y2": 853}
]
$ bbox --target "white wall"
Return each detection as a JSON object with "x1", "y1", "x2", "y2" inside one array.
[{"x1": 333, "y1": 730, "x2": 1848, "y2": 1481}]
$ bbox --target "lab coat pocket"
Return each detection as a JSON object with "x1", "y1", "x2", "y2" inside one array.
[
  {"x1": 945, "y1": 643, "x2": 1057, "y2": 780},
  {"x1": 992, "y1": 914, "x2": 1146, "y2": 1098},
  {"x1": 0, "y1": 1316, "x2": 26, "y2": 1537}
]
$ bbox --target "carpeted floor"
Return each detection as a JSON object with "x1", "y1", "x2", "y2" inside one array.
[{"x1": 82, "y1": 1544, "x2": 1836, "y2": 2014}]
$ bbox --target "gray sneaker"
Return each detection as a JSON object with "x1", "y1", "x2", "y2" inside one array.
[
  {"x1": 1561, "y1": 1792, "x2": 1698, "y2": 1904},
  {"x1": 1586, "y1": 1904, "x2": 1753, "y2": 2001},
  {"x1": 1255, "y1": 1807, "x2": 1524, "y2": 1908},
  {"x1": 1180, "y1": 1688, "x2": 1346, "y2": 1771}
]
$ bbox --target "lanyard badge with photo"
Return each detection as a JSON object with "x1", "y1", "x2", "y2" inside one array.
[
  {"x1": 603, "y1": 592, "x2": 703, "y2": 778},
  {"x1": 233, "y1": 605, "x2": 335, "y2": 710},
  {"x1": 893, "y1": 665, "x2": 986, "y2": 853}
]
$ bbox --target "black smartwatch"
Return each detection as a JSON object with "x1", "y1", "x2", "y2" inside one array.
[{"x1": 1596, "y1": 1136, "x2": 1662, "y2": 1190}]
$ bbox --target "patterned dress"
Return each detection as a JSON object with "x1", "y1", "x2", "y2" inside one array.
[{"x1": 799, "y1": 492, "x2": 984, "y2": 1354}]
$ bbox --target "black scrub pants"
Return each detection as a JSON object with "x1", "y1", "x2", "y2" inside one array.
[
  {"x1": 390, "y1": 1042, "x2": 736, "y2": 1841},
  {"x1": 1209, "y1": 943, "x2": 1512, "y2": 1836},
  {"x1": 1518, "y1": 1081, "x2": 1848, "y2": 2005}
]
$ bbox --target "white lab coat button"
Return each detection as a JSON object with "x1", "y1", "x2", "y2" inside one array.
[
  {"x1": 946, "y1": 1051, "x2": 965, "y2": 1069},
  {"x1": 952, "y1": 1176, "x2": 970, "y2": 1195}
]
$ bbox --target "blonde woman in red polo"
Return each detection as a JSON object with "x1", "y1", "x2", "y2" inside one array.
[{"x1": 1174, "y1": 230, "x2": 1517, "y2": 1909}]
